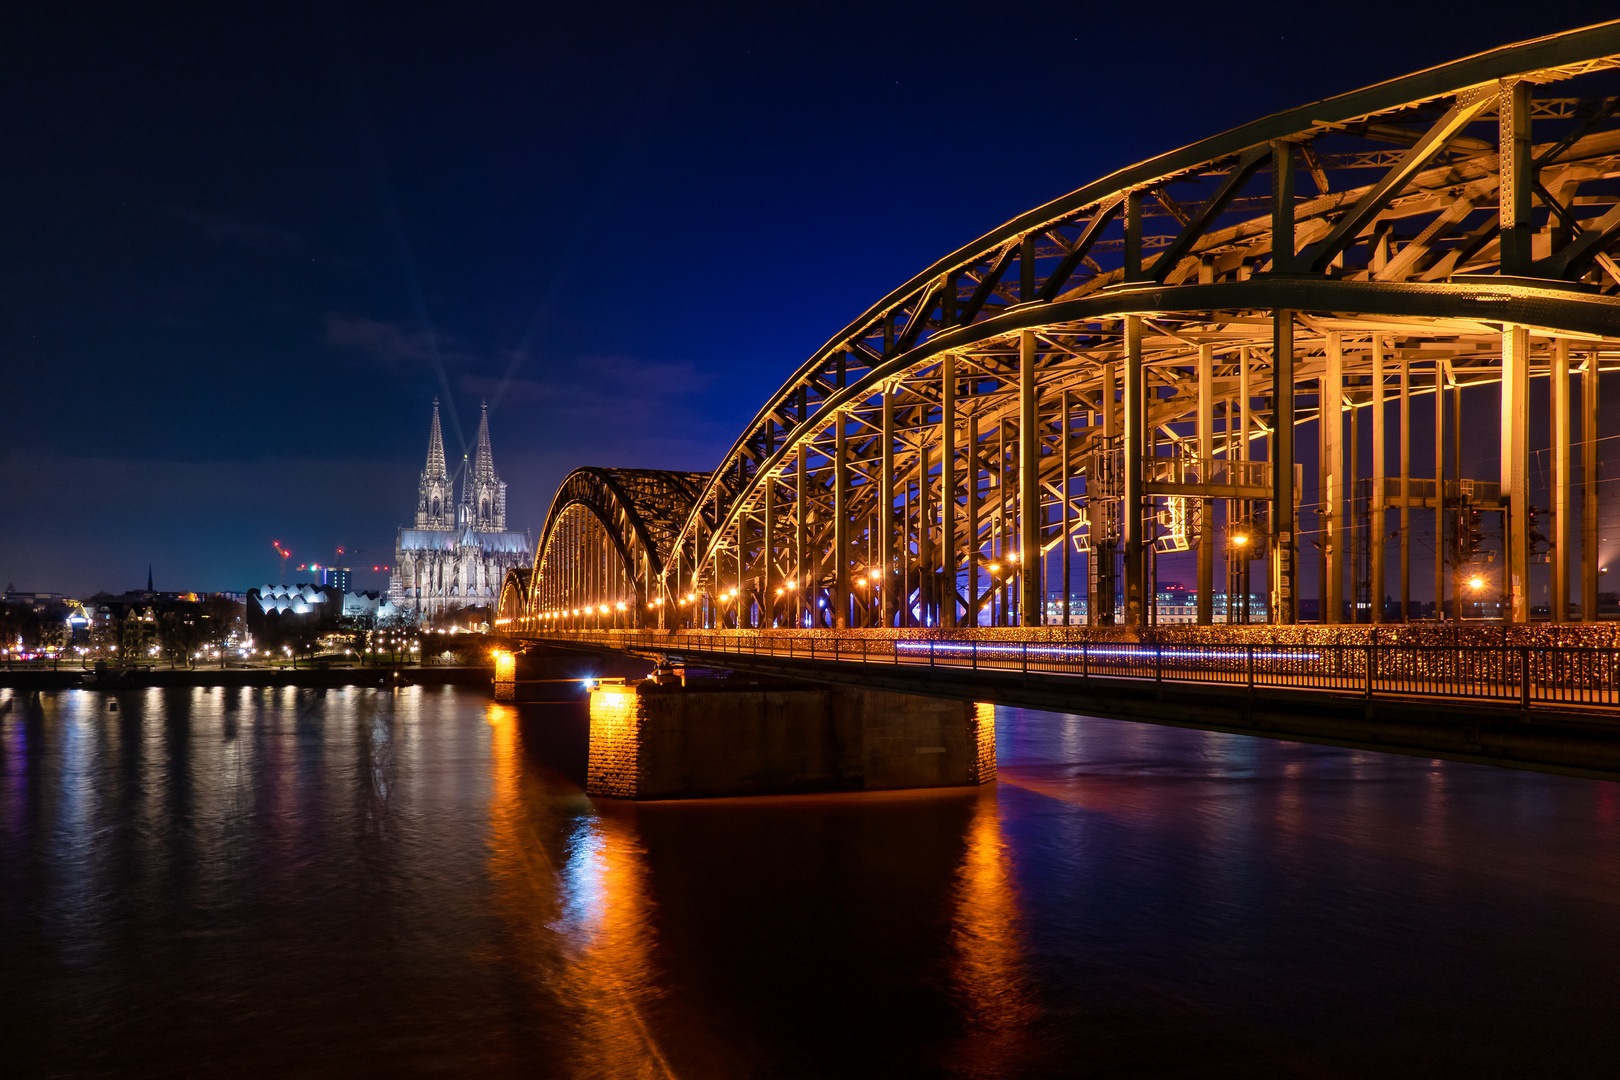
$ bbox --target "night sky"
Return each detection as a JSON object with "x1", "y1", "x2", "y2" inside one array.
[{"x1": 3, "y1": 1, "x2": 1612, "y2": 597}]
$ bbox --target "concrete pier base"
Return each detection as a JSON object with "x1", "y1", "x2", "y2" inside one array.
[{"x1": 587, "y1": 680, "x2": 995, "y2": 800}]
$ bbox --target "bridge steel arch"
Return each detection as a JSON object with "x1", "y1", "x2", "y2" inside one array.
[
  {"x1": 541, "y1": 22, "x2": 1620, "y2": 632},
  {"x1": 495, "y1": 568, "x2": 530, "y2": 630},
  {"x1": 524, "y1": 468, "x2": 707, "y2": 631}
]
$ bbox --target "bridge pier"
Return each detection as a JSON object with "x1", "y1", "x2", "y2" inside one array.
[{"x1": 587, "y1": 677, "x2": 995, "y2": 800}]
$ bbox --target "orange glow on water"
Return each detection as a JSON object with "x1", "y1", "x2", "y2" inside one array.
[
  {"x1": 483, "y1": 703, "x2": 672, "y2": 1075},
  {"x1": 949, "y1": 789, "x2": 1036, "y2": 1068}
]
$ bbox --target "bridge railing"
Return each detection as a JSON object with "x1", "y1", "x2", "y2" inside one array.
[{"x1": 526, "y1": 630, "x2": 1620, "y2": 711}]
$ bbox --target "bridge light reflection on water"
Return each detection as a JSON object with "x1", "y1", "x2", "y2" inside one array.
[
  {"x1": 6, "y1": 687, "x2": 1620, "y2": 1073},
  {"x1": 485, "y1": 702, "x2": 673, "y2": 1077}
]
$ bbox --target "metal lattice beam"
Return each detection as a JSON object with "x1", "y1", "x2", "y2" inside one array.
[{"x1": 516, "y1": 22, "x2": 1620, "y2": 633}]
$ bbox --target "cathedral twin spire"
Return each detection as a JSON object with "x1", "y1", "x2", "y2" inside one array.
[
  {"x1": 473, "y1": 402, "x2": 496, "y2": 485},
  {"x1": 415, "y1": 399, "x2": 506, "y2": 532},
  {"x1": 424, "y1": 399, "x2": 449, "y2": 483}
]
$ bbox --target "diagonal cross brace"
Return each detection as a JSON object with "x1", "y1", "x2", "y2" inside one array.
[
  {"x1": 1305, "y1": 90, "x2": 1500, "y2": 273},
  {"x1": 1151, "y1": 145, "x2": 1273, "y2": 283}
]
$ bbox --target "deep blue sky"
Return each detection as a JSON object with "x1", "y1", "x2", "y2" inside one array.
[{"x1": 2, "y1": 1, "x2": 1611, "y2": 595}]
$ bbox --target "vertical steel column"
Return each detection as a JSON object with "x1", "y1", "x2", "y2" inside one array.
[
  {"x1": 737, "y1": 512, "x2": 747, "y2": 628},
  {"x1": 1197, "y1": 343, "x2": 1214, "y2": 623},
  {"x1": 1271, "y1": 139, "x2": 1295, "y2": 272},
  {"x1": 967, "y1": 412, "x2": 980, "y2": 626},
  {"x1": 834, "y1": 415, "x2": 849, "y2": 629},
  {"x1": 1434, "y1": 361, "x2": 1446, "y2": 622},
  {"x1": 1123, "y1": 316, "x2": 1145, "y2": 626},
  {"x1": 918, "y1": 442, "x2": 932, "y2": 627},
  {"x1": 1095, "y1": 360, "x2": 1118, "y2": 626},
  {"x1": 1325, "y1": 333, "x2": 1344, "y2": 623},
  {"x1": 1235, "y1": 350, "x2": 1251, "y2": 622},
  {"x1": 1239, "y1": 347, "x2": 1251, "y2": 459},
  {"x1": 1553, "y1": 338, "x2": 1572, "y2": 622},
  {"x1": 1273, "y1": 311, "x2": 1296, "y2": 624},
  {"x1": 902, "y1": 461, "x2": 914, "y2": 628},
  {"x1": 1371, "y1": 336, "x2": 1386, "y2": 623},
  {"x1": 997, "y1": 420, "x2": 1008, "y2": 626},
  {"x1": 1020, "y1": 234, "x2": 1036, "y2": 301},
  {"x1": 1317, "y1": 374, "x2": 1328, "y2": 625},
  {"x1": 1452, "y1": 379, "x2": 1463, "y2": 621},
  {"x1": 880, "y1": 385, "x2": 895, "y2": 627},
  {"x1": 1400, "y1": 352, "x2": 1411, "y2": 621},
  {"x1": 1061, "y1": 387, "x2": 1072, "y2": 625},
  {"x1": 796, "y1": 446, "x2": 808, "y2": 628},
  {"x1": 1124, "y1": 191, "x2": 1143, "y2": 282},
  {"x1": 1499, "y1": 79, "x2": 1533, "y2": 275},
  {"x1": 762, "y1": 473, "x2": 774, "y2": 627},
  {"x1": 942, "y1": 353, "x2": 957, "y2": 629},
  {"x1": 1503, "y1": 324, "x2": 1531, "y2": 623},
  {"x1": 1231, "y1": 356, "x2": 1244, "y2": 625},
  {"x1": 1019, "y1": 330, "x2": 1041, "y2": 626},
  {"x1": 1584, "y1": 352, "x2": 1601, "y2": 620}
]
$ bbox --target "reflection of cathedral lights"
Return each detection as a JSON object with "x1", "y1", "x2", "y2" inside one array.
[
  {"x1": 391, "y1": 400, "x2": 532, "y2": 619},
  {"x1": 484, "y1": 703, "x2": 674, "y2": 1076},
  {"x1": 951, "y1": 789, "x2": 1036, "y2": 1065}
]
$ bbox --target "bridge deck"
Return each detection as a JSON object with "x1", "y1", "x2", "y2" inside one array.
[{"x1": 517, "y1": 630, "x2": 1620, "y2": 782}]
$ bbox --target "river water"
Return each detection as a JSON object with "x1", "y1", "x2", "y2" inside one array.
[{"x1": 3, "y1": 685, "x2": 1619, "y2": 1078}]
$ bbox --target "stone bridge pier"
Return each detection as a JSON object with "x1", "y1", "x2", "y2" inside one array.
[
  {"x1": 586, "y1": 674, "x2": 996, "y2": 800},
  {"x1": 494, "y1": 644, "x2": 995, "y2": 800}
]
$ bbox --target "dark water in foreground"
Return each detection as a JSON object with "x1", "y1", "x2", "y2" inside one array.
[{"x1": 3, "y1": 687, "x2": 1620, "y2": 1078}]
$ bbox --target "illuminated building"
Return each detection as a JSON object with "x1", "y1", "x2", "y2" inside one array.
[
  {"x1": 390, "y1": 400, "x2": 531, "y2": 619},
  {"x1": 312, "y1": 565, "x2": 350, "y2": 593}
]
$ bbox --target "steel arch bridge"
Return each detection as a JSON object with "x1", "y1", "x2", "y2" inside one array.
[
  {"x1": 508, "y1": 467, "x2": 708, "y2": 629},
  {"x1": 516, "y1": 22, "x2": 1620, "y2": 636}
]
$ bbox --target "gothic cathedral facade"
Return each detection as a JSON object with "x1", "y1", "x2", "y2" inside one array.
[{"x1": 390, "y1": 401, "x2": 532, "y2": 620}]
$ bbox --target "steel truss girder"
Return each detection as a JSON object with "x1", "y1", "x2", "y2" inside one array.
[
  {"x1": 496, "y1": 567, "x2": 531, "y2": 626},
  {"x1": 676, "y1": 272, "x2": 1620, "y2": 600},
  {"x1": 526, "y1": 467, "x2": 707, "y2": 625},
  {"x1": 522, "y1": 24, "x2": 1620, "y2": 630},
  {"x1": 657, "y1": 24, "x2": 1620, "y2": 612}
]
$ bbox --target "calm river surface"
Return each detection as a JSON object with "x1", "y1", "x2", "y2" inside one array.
[{"x1": 4, "y1": 685, "x2": 1620, "y2": 1078}]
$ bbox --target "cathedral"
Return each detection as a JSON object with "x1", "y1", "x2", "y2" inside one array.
[{"x1": 390, "y1": 401, "x2": 532, "y2": 620}]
